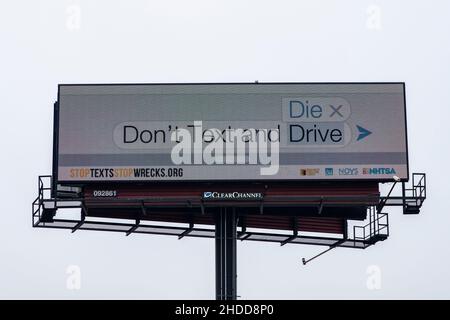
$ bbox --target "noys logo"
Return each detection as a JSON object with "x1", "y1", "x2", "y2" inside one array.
[{"x1": 202, "y1": 191, "x2": 263, "y2": 201}]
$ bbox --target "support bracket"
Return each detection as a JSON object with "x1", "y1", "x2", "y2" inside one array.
[
  {"x1": 72, "y1": 202, "x2": 87, "y2": 233},
  {"x1": 179, "y1": 221, "x2": 194, "y2": 239},
  {"x1": 318, "y1": 197, "x2": 324, "y2": 215},
  {"x1": 302, "y1": 239, "x2": 345, "y2": 265}
]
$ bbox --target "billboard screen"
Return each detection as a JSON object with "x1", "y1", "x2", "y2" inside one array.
[{"x1": 56, "y1": 83, "x2": 408, "y2": 183}]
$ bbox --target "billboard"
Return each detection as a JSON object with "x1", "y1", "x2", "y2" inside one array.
[{"x1": 55, "y1": 83, "x2": 408, "y2": 183}]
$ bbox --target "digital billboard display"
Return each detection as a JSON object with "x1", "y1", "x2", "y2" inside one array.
[{"x1": 55, "y1": 83, "x2": 408, "y2": 183}]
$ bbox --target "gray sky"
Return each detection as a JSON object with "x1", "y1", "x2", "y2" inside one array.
[{"x1": 0, "y1": 0, "x2": 449, "y2": 299}]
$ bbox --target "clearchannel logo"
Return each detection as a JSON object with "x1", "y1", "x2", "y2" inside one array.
[
  {"x1": 202, "y1": 191, "x2": 263, "y2": 201},
  {"x1": 363, "y1": 168, "x2": 397, "y2": 175}
]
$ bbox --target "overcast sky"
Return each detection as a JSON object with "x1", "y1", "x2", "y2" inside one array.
[{"x1": 1, "y1": 0, "x2": 449, "y2": 299}]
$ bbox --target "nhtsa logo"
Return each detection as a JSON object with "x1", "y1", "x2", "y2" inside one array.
[
  {"x1": 202, "y1": 191, "x2": 263, "y2": 201},
  {"x1": 363, "y1": 167, "x2": 396, "y2": 175}
]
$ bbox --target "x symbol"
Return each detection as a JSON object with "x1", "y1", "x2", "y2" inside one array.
[{"x1": 329, "y1": 104, "x2": 343, "y2": 117}]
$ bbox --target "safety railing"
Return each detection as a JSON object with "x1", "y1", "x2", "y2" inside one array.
[
  {"x1": 32, "y1": 175, "x2": 52, "y2": 226},
  {"x1": 407, "y1": 173, "x2": 426, "y2": 207},
  {"x1": 353, "y1": 206, "x2": 389, "y2": 244}
]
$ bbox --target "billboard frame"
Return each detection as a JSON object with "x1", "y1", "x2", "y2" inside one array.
[{"x1": 53, "y1": 82, "x2": 409, "y2": 186}]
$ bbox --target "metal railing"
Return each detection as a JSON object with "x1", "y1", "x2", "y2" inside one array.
[
  {"x1": 378, "y1": 173, "x2": 426, "y2": 212},
  {"x1": 32, "y1": 173, "x2": 431, "y2": 249},
  {"x1": 353, "y1": 206, "x2": 389, "y2": 244},
  {"x1": 407, "y1": 173, "x2": 426, "y2": 207},
  {"x1": 32, "y1": 175, "x2": 52, "y2": 226}
]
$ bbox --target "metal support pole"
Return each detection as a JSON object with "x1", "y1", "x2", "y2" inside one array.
[
  {"x1": 402, "y1": 181, "x2": 406, "y2": 214},
  {"x1": 215, "y1": 207, "x2": 237, "y2": 300},
  {"x1": 343, "y1": 219, "x2": 348, "y2": 240}
]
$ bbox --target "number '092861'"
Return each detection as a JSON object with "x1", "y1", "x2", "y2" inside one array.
[{"x1": 92, "y1": 190, "x2": 117, "y2": 197}]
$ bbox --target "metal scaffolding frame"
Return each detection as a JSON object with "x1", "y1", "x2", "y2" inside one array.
[{"x1": 32, "y1": 173, "x2": 426, "y2": 299}]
